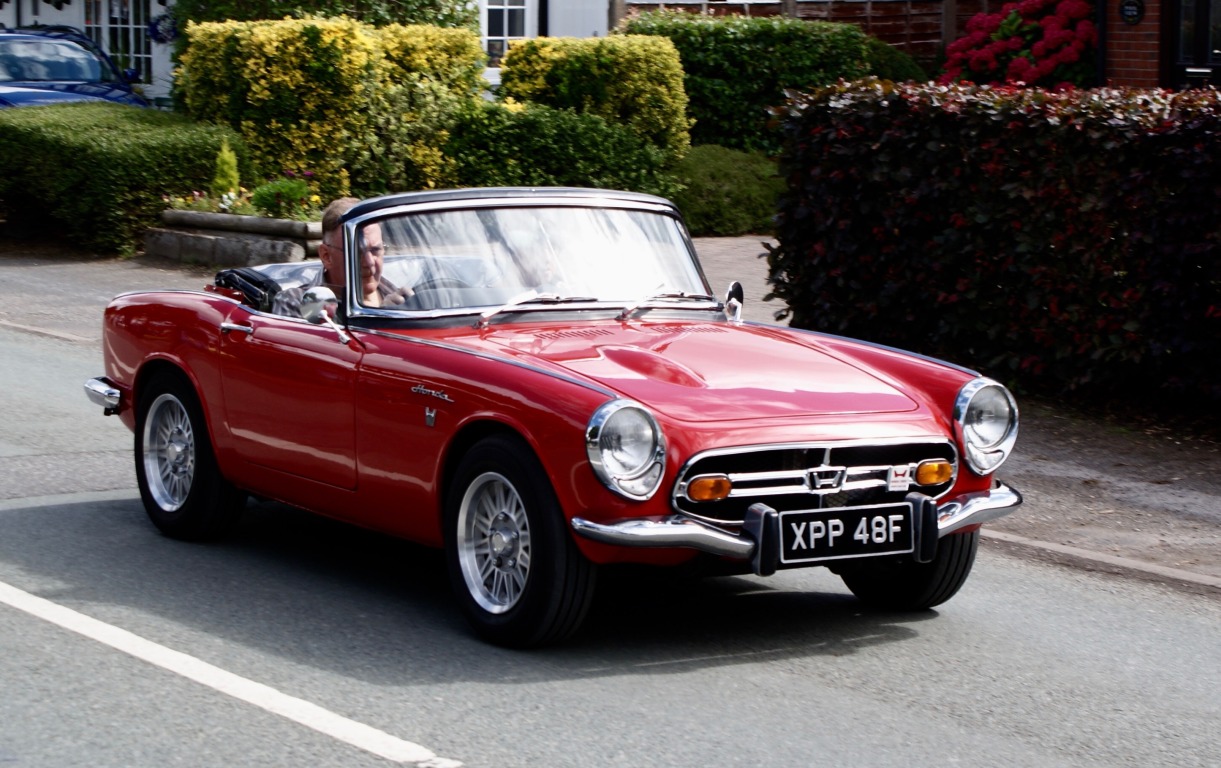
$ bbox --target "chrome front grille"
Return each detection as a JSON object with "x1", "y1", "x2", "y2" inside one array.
[{"x1": 672, "y1": 439, "x2": 957, "y2": 525}]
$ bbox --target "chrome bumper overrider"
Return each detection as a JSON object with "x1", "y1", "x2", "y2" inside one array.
[
  {"x1": 572, "y1": 482, "x2": 1022, "y2": 575},
  {"x1": 84, "y1": 377, "x2": 122, "y2": 415}
]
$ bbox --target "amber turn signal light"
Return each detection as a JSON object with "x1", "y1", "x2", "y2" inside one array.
[
  {"x1": 686, "y1": 475, "x2": 732, "y2": 501},
  {"x1": 916, "y1": 460, "x2": 954, "y2": 485}
]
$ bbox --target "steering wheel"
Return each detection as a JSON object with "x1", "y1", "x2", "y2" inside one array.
[{"x1": 415, "y1": 276, "x2": 471, "y2": 291}]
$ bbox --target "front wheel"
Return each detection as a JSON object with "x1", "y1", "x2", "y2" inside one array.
[
  {"x1": 135, "y1": 370, "x2": 245, "y2": 540},
  {"x1": 837, "y1": 530, "x2": 979, "y2": 611},
  {"x1": 445, "y1": 435, "x2": 596, "y2": 647}
]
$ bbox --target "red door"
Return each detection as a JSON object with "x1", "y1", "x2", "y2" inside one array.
[{"x1": 218, "y1": 306, "x2": 361, "y2": 490}]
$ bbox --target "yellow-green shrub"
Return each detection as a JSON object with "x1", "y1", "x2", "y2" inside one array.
[
  {"x1": 498, "y1": 35, "x2": 690, "y2": 162},
  {"x1": 376, "y1": 23, "x2": 485, "y2": 93},
  {"x1": 178, "y1": 18, "x2": 485, "y2": 197}
]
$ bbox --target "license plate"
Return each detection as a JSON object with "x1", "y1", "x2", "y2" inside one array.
[{"x1": 779, "y1": 502, "x2": 914, "y2": 566}]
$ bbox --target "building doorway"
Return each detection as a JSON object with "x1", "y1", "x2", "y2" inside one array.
[{"x1": 1170, "y1": 0, "x2": 1220, "y2": 86}]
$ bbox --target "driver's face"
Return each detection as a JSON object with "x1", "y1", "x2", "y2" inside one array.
[
  {"x1": 355, "y1": 223, "x2": 385, "y2": 298},
  {"x1": 321, "y1": 223, "x2": 384, "y2": 298}
]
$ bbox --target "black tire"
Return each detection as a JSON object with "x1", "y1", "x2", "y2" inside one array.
[
  {"x1": 134, "y1": 369, "x2": 245, "y2": 540},
  {"x1": 838, "y1": 530, "x2": 979, "y2": 611},
  {"x1": 444, "y1": 434, "x2": 597, "y2": 648}
]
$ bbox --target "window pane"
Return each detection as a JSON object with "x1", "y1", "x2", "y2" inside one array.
[
  {"x1": 1211, "y1": 0, "x2": 1220, "y2": 62},
  {"x1": 1181, "y1": 0, "x2": 1197, "y2": 60}
]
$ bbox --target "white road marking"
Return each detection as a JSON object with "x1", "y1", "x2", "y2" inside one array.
[{"x1": 0, "y1": 579, "x2": 461, "y2": 767}]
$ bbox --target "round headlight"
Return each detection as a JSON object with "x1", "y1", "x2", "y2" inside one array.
[
  {"x1": 586, "y1": 400, "x2": 665, "y2": 500},
  {"x1": 954, "y1": 378, "x2": 1019, "y2": 475}
]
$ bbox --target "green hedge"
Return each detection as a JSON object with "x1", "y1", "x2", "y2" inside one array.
[
  {"x1": 619, "y1": 11, "x2": 871, "y2": 153},
  {"x1": 497, "y1": 35, "x2": 691, "y2": 162},
  {"x1": 0, "y1": 103, "x2": 248, "y2": 253},
  {"x1": 671, "y1": 145, "x2": 782, "y2": 236},
  {"x1": 769, "y1": 80, "x2": 1221, "y2": 405},
  {"x1": 864, "y1": 36, "x2": 928, "y2": 83},
  {"x1": 445, "y1": 101, "x2": 680, "y2": 199}
]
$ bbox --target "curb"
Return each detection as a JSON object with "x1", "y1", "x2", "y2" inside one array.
[{"x1": 983, "y1": 529, "x2": 1221, "y2": 590}]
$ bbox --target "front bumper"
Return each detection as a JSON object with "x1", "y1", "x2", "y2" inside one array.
[
  {"x1": 84, "y1": 376, "x2": 122, "y2": 415},
  {"x1": 572, "y1": 482, "x2": 1022, "y2": 576}
]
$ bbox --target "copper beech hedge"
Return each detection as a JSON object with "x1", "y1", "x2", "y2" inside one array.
[{"x1": 768, "y1": 80, "x2": 1220, "y2": 404}]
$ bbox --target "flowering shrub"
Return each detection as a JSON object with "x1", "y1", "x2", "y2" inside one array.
[
  {"x1": 941, "y1": 0, "x2": 1097, "y2": 88},
  {"x1": 165, "y1": 189, "x2": 257, "y2": 216},
  {"x1": 251, "y1": 176, "x2": 320, "y2": 220}
]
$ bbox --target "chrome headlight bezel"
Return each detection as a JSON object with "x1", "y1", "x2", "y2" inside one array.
[
  {"x1": 954, "y1": 377, "x2": 1019, "y2": 476},
  {"x1": 585, "y1": 399, "x2": 666, "y2": 501}
]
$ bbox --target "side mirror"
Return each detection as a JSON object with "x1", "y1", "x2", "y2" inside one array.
[
  {"x1": 725, "y1": 281, "x2": 744, "y2": 324},
  {"x1": 122, "y1": 68, "x2": 139, "y2": 84},
  {"x1": 300, "y1": 287, "x2": 351, "y2": 343}
]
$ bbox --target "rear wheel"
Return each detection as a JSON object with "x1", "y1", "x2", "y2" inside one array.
[
  {"x1": 838, "y1": 530, "x2": 979, "y2": 611},
  {"x1": 135, "y1": 370, "x2": 244, "y2": 540},
  {"x1": 445, "y1": 435, "x2": 596, "y2": 647}
]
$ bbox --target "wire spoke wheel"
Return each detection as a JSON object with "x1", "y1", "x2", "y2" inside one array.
[
  {"x1": 445, "y1": 435, "x2": 596, "y2": 647},
  {"x1": 458, "y1": 472, "x2": 533, "y2": 613},
  {"x1": 134, "y1": 370, "x2": 244, "y2": 540},
  {"x1": 142, "y1": 393, "x2": 196, "y2": 511}
]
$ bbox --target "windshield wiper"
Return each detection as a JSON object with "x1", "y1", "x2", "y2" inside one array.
[
  {"x1": 475, "y1": 291, "x2": 599, "y2": 328},
  {"x1": 616, "y1": 291, "x2": 717, "y2": 321}
]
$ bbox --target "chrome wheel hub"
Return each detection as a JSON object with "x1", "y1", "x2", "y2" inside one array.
[
  {"x1": 457, "y1": 472, "x2": 532, "y2": 614},
  {"x1": 142, "y1": 394, "x2": 195, "y2": 512}
]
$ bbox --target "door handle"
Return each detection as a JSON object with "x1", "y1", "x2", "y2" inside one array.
[{"x1": 221, "y1": 322, "x2": 254, "y2": 335}]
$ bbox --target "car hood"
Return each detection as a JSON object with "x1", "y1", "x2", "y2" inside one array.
[
  {"x1": 0, "y1": 82, "x2": 144, "y2": 107},
  {"x1": 446, "y1": 320, "x2": 920, "y2": 422},
  {"x1": 0, "y1": 84, "x2": 109, "y2": 106}
]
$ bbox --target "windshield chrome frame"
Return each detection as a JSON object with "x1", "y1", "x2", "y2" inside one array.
[{"x1": 339, "y1": 194, "x2": 715, "y2": 323}]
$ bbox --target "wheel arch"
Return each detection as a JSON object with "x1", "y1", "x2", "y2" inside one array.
[
  {"x1": 133, "y1": 357, "x2": 225, "y2": 460},
  {"x1": 438, "y1": 419, "x2": 532, "y2": 528}
]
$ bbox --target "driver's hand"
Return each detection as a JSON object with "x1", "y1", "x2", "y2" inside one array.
[{"x1": 385, "y1": 286, "x2": 415, "y2": 305}]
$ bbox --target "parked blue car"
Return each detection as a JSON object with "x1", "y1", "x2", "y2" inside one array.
[{"x1": 0, "y1": 25, "x2": 148, "y2": 108}]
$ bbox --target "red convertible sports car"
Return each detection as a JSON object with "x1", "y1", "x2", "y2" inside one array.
[{"x1": 86, "y1": 187, "x2": 1021, "y2": 647}]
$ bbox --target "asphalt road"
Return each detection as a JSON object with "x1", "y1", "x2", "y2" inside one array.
[{"x1": 0, "y1": 236, "x2": 1218, "y2": 767}]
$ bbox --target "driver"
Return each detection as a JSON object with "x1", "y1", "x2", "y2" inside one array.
[{"x1": 273, "y1": 197, "x2": 411, "y2": 317}]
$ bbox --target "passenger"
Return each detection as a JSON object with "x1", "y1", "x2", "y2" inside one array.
[{"x1": 273, "y1": 197, "x2": 409, "y2": 317}]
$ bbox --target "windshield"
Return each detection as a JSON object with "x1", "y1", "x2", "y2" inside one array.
[
  {"x1": 352, "y1": 204, "x2": 708, "y2": 313},
  {"x1": 0, "y1": 39, "x2": 114, "y2": 83}
]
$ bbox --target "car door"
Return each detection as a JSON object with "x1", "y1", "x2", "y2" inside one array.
[{"x1": 217, "y1": 305, "x2": 360, "y2": 491}]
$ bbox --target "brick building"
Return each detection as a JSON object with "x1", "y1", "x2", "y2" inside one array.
[{"x1": 613, "y1": 0, "x2": 1219, "y2": 88}]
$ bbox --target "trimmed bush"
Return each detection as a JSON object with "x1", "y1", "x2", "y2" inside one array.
[
  {"x1": 671, "y1": 145, "x2": 782, "y2": 236},
  {"x1": 619, "y1": 11, "x2": 870, "y2": 153},
  {"x1": 769, "y1": 80, "x2": 1221, "y2": 405},
  {"x1": 864, "y1": 36, "x2": 929, "y2": 83},
  {"x1": 497, "y1": 35, "x2": 690, "y2": 162},
  {"x1": 178, "y1": 18, "x2": 486, "y2": 197},
  {"x1": 445, "y1": 101, "x2": 680, "y2": 199},
  {"x1": 0, "y1": 103, "x2": 248, "y2": 253},
  {"x1": 348, "y1": 24, "x2": 486, "y2": 193},
  {"x1": 171, "y1": 0, "x2": 478, "y2": 30}
]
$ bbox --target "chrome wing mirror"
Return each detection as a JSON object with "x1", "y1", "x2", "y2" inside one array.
[
  {"x1": 724, "y1": 281, "x2": 744, "y2": 324},
  {"x1": 300, "y1": 287, "x2": 351, "y2": 344}
]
